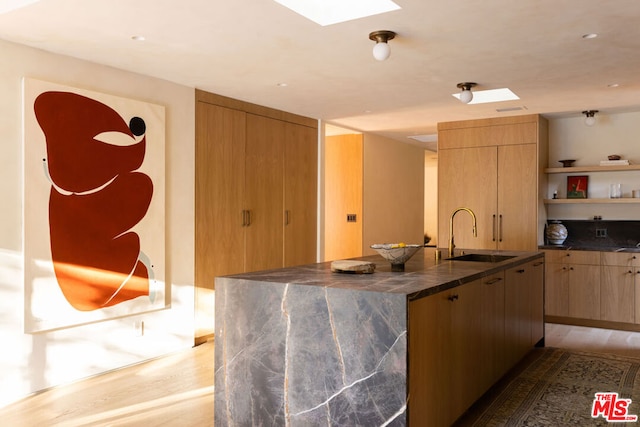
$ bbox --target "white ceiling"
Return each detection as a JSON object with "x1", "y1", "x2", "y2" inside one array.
[{"x1": 2, "y1": 0, "x2": 640, "y2": 150}]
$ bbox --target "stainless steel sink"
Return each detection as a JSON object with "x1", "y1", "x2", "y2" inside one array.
[{"x1": 447, "y1": 254, "x2": 516, "y2": 263}]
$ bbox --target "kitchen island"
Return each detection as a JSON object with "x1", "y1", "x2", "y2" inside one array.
[{"x1": 214, "y1": 248, "x2": 544, "y2": 426}]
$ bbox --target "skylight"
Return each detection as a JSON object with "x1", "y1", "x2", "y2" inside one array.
[
  {"x1": 452, "y1": 88, "x2": 520, "y2": 105},
  {"x1": 0, "y1": 0, "x2": 39, "y2": 14},
  {"x1": 273, "y1": 0, "x2": 401, "y2": 26}
]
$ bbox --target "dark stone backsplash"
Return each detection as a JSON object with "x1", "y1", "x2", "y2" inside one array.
[{"x1": 546, "y1": 220, "x2": 640, "y2": 248}]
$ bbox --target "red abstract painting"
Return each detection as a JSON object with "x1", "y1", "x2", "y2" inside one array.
[{"x1": 34, "y1": 92, "x2": 154, "y2": 311}]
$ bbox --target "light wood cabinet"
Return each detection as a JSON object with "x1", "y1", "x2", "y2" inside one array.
[
  {"x1": 477, "y1": 272, "x2": 506, "y2": 389},
  {"x1": 408, "y1": 258, "x2": 544, "y2": 426},
  {"x1": 195, "y1": 91, "x2": 317, "y2": 341},
  {"x1": 505, "y1": 264, "x2": 532, "y2": 367},
  {"x1": 409, "y1": 279, "x2": 483, "y2": 427},
  {"x1": 544, "y1": 250, "x2": 601, "y2": 320},
  {"x1": 601, "y1": 252, "x2": 640, "y2": 323},
  {"x1": 437, "y1": 115, "x2": 547, "y2": 252}
]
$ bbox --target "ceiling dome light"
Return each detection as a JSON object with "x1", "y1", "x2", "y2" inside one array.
[
  {"x1": 582, "y1": 110, "x2": 598, "y2": 126},
  {"x1": 456, "y1": 82, "x2": 477, "y2": 104},
  {"x1": 369, "y1": 30, "x2": 396, "y2": 61}
]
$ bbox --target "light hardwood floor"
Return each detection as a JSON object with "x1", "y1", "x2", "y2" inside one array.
[
  {"x1": 0, "y1": 341, "x2": 214, "y2": 427},
  {"x1": 1, "y1": 324, "x2": 639, "y2": 426},
  {"x1": 545, "y1": 322, "x2": 640, "y2": 358}
]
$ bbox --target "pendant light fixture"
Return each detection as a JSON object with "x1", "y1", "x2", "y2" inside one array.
[
  {"x1": 582, "y1": 110, "x2": 598, "y2": 126},
  {"x1": 369, "y1": 30, "x2": 396, "y2": 61},
  {"x1": 456, "y1": 82, "x2": 477, "y2": 104}
]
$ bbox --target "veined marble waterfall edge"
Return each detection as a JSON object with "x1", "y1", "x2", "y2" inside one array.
[{"x1": 214, "y1": 277, "x2": 408, "y2": 426}]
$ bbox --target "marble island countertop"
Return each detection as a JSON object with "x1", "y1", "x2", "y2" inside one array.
[
  {"x1": 221, "y1": 248, "x2": 544, "y2": 301},
  {"x1": 540, "y1": 245, "x2": 640, "y2": 253}
]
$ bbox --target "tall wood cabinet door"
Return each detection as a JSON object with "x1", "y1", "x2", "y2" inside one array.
[
  {"x1": 438, "y1": 146, "x2": 497, "y2": 251},
  {"x1": 195, "y1": 102, "x2": 246, "y2": 282},
  {"x1": 601, "y1": 266, "x2": 635, "y2": 323},
  {"x1": 497, "y1": 144, "x2": 538, "y2": 250},
  {"x1": 245, "y1": 114, "x2": 284, "y2": 271},
  {"x1": 284, "y1": 122, "x2": 317, "y2": 267}
]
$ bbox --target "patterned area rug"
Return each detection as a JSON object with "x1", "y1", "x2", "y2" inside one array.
[{"x1": 455, "y1": 348, "x2": 640, "y2": 426}]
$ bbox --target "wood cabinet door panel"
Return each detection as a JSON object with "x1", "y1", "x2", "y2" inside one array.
[
  {"x1": 245, "y1": 114, "x2": 284, "y2": 271},
  {"x1": 195, "y1": 103, "x2": 246, "y2": 281},
  {"x1": 530, "y1": 260, "x2": 545, "y2": 344},
  {"x1": 545, "y1": 263, "x2": 569, "y2": 316},
  {"x1": 408, "y1": 292, "x2": 452, "y2": 427},
  {"x1": 438, "y1": 122, "x2": 537, "y2": 149},
  {"x1": 568, "y1": 264, "x2": 601, "y2": 320},
  {"x1": 438, "y1": 147, "x2": 497, "y2": 251},
  {"x1": 601, "y1": 266, "x2": 635, "y2": 323},
  {"x1": 284, "y1": 122, "x2": 317, "y2": 267},
  {"x1": 498, "y1": 144, "x2": 538, "y2": 250}
]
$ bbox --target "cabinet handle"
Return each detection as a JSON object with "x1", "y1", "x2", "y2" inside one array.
[
  {"x1": 485, "y1": 277, "x2": 503, "y2": 285},
  {"x1": 492, "y1": 215, "x2": 497, "y2": 242},
  {"x1": 284, "y1": 210, "x2": 290, "y2": 226},
  {"x1": 633, "y1": 256, "x2": 637, "y2": 260},
  {"x1": 628, "y1": 270, "x2": 634, "y2": 274},
  {"x1": 533, "y1": 261, "x2": 544, "y2": 267},
  {"x1": 499, "y1": 214, "x2": 503, "y2": 242},
  {"x1": 447, "y1": 294, "x2": 459, "y2": 302},
  {"x1": 516, "y1": 269, "x2": 525, "y2": 274},
  {"x1": 569, "y1": 267, "x2": 574, "y2": 271},
  {"x1": 241, "y1": 210, "x2": 247, "y2": 227},
  {"x1": 246, "y1": 210, "x2": 251, "y2": 226}
]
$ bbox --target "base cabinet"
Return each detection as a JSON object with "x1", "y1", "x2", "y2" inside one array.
[
  {"x1": 601, "y1": 252, "x2": 640, "y2": 324},
  {"x1": 544, "y1": 249, "x2": 640, "y2": 329},
  {"x1": 408, "y1": 259, "x2": 544, "y2": 426},
  {"x1": 544, "y1": 250, "x2": 601, "y2": 320}
]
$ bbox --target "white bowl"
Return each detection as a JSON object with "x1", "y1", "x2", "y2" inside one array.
[{"x1": 370, "y1": 244, "x2": 422, "y2": 271}]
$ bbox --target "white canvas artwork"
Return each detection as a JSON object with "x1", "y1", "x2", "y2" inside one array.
[{"x1": 23, "y1": 78, "x2": 166, "y2": 333}]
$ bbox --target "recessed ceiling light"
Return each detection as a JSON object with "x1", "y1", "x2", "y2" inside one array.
[
  {"x1": 131, "y1": 35, "x2": 146, "y2": 41},
  {"x1": 582, "y1": 33, "x2": 598, "y2": 39},
  {"x1": 608, "y1": 83, "x2": 620, "y2": 88},
  {"x1": 452, "y1": 88, "x2": 520, "y2": 105},
  {"x1": 273, "y1": 0, "x2": 400, "y2": 26},
  {"x1": 277, "y1": 83, "x2": 288, "y2": 87}
]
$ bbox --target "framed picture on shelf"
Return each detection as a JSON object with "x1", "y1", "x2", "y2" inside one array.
[{"x1": 567, "y1": 175, "x2": 588, "y2": 199}]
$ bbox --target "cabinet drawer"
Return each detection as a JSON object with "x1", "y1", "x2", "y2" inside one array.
[
  {"x1": 601, "y1": 251, "x2": 640, "y2": 267},
  {"x1": 545, "y1": 250, "x2": 600, "y2": 265}
]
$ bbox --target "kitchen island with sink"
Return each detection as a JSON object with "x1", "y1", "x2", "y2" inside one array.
[{"x1": 214, "y1": 248, "x2": 544, "y2": 426}]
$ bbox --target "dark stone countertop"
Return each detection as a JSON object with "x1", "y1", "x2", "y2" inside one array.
[
  {"x1": 219, "y1": 248, "x2": 544, "y2": 301},
  {"x1": 540, "y1": 245, "x2": 640, "y2": 253}
]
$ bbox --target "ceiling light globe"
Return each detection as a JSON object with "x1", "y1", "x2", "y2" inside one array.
[
  {"x1": 460, "y1": 89, "x2": 473, "y2": 104},
  {"x1": 585, "y1": 116, "x2": 596, "y2": 126},
  {"x1": 372, "y1": 42, "x2": 390, "y2": 61}
]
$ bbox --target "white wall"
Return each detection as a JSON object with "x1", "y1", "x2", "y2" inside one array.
[
  {"x1": 362, "y1": 134, "x2": 425, "y2": 254},
  {"x1": 0, "y1": 39, "x2": 195, "y2": 406},
  {"x1": 547, "y1": 111, "x2": 640, "y2": 220}
]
